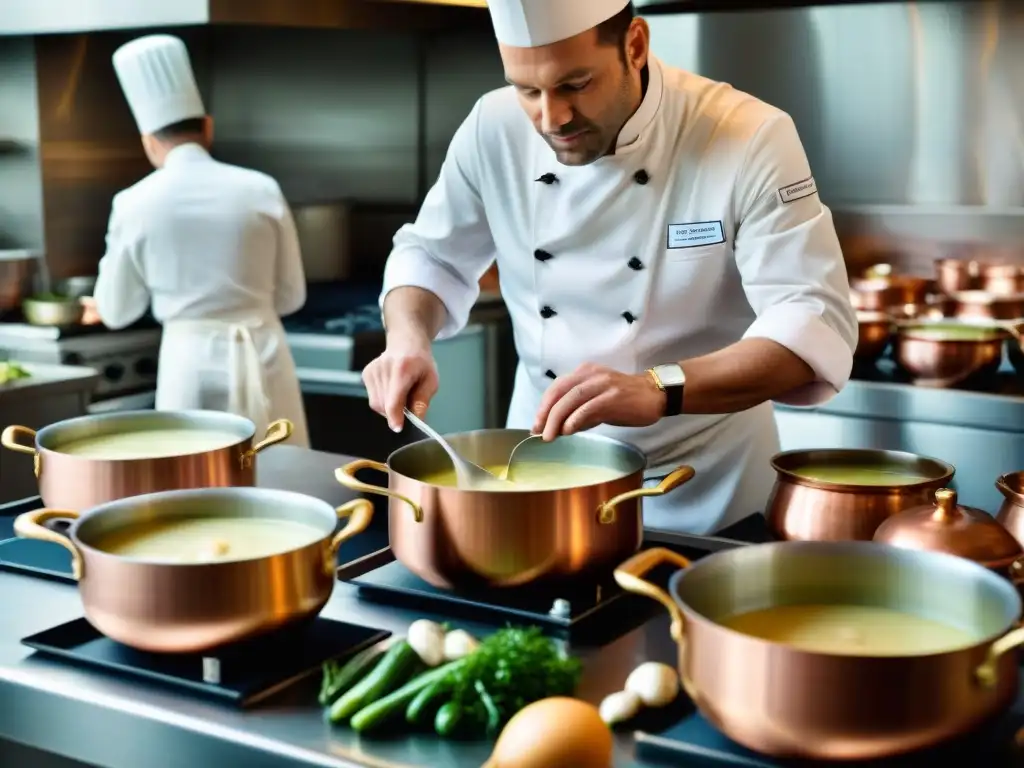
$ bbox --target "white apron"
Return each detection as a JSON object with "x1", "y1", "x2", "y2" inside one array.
[{"x1": 156, "y1": 314, "x2": 310, "y2": 448}]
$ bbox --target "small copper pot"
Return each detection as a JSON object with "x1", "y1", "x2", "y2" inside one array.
[
  {"x1": 766, "y1": 449, "x2": 954, "y2": 541},
  {"x1": 892, "y1": 321, "x2": 1009, "y2": 387},
  {"x1": 335, "y1": 429, "x2": 694, "y2": 589},
  {"x1": 936, "y1": 258, "x2": 979, "y2": 295},
  {"x1": 980, "y1": 263, "x2": 1024, "y2": 296},
  {"x1": 1, "y1": 411, "x2": 293, "y2": 510},
  {"x1": 13, "y1": 488, "x2": 373, "y2": 653},
  {"x1": 616, "y1": 543, "x2": 1024, "y2": 761},
  {"x1": 854, "y1": 311, "x2": 892, "y2": 362},
  {"x1": 851, "y1": 276, "x2": 932, "y2": 311},
  {"x1": 950, "y1": 290, "x2": 1024, "y2": 322},
  {"x1": 996, "y1": 472, "x2": 1024, "y2": 548},
  {"x1": 874, "y1": 488, "x2": 1024, "y2": 583}
]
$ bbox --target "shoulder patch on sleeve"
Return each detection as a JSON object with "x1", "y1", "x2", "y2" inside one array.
[{"x1": 777, "y1": 176, "x2": 818, "y2": 204}]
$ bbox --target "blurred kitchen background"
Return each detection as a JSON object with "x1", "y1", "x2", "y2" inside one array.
[{"x1": 0, "y1": 0, "x2": 1022, "y2": 510}]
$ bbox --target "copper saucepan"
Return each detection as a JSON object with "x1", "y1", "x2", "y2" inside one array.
[
  {"x1": 766, "y1": 448, "x2": 954, "y2": 542},
  {"x1": 14, "y1": 487, "x2": 373, "y2": 653},
  {"x1": 891, "y1": 320, "x2": 1010, "y2": 387},
  {"x1": 616, "y1": 542, "x2": 1024, "y2": 761},
  {"x1": 1, "y1": 410, "x2": 293, "y2": 510},
  {"x1": 335, "y1": 429, "x2": 695, "y2": 589},
  {"x1": 996, "y1": 472, "x2": 1024, "y2": 549}
]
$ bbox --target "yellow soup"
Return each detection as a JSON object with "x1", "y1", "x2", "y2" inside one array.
[
  {"x1": 58, "y1": 428, "x2": 242, "y2": 460},
  {"x1": 418, "y1": 461, "x2": 621, "y2": 491},
  {"x1": 790, "y1": 463, "x2": 929, "y2": 486},
  {"x1": 93, "y1": 517, "x2": 323, "y2": 563},
  {"x1": 720, "y1": 604, "x2": 974, "y2": 656}
]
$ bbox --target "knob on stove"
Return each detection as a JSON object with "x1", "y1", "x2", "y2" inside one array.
[{"x1": 63, "y1": 352, "x2": 84, "y2": 366}]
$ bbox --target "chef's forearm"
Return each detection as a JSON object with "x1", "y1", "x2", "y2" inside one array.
[
  {"x1": 382, "y1": 287, "x2": 447, "y2": 347},
  {"x1": 677, "y1": 338, "x2": 814, "y2": 414}
]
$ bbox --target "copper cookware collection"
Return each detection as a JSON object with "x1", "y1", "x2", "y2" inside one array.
[
  {"x1": 615, "y1": 542, "x2": 1024, "y2": 761},
  {"x1": 335, "y1": 429, "x2": 695, "y2": 589}
]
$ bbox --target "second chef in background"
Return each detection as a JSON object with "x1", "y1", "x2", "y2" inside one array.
[
  {"x1": 365, "y1": 0, "x2": 857, "y2": 534},
  {"x1": 93, "y1": 34, "x2": 310, "y2": 447}
]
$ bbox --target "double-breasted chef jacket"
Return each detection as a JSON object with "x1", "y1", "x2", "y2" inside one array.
[
  {"x1": 381, "y1": 55, "x2": 857, "y2": 534},
  {"x1": 94, "y1": 143, "x2": 311, "y2": 447}
]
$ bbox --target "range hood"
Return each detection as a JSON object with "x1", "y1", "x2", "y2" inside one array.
[
  {"x1": 0, "y1": 0, "x2": 487, "y2": 36},
  {"x1": 636, "y1": 0, "x2": 950, "y2": 13}
]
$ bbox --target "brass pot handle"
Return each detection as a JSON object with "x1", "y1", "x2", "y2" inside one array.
[
  {"x1": 2, "y1": 425, "x2": 40, "y2": 477},
  {"x1": 977, "y1": 624, "x2": 1024, "y2": 687},
  {"x1": 597, "y1": 465, "x2": 696, "y2": 524},
  {"x1": 14, "y1": 509, "x2": 83, "y2": 580},
  {"x1": 240, "y1": 419, "x2": 293, "y2": 469},
  {"x1": 330, "y1": 499, "x2": 375, "y2": 555},
  {"x1": 614, "y1": 547, "x2": 692, "y2": 643},
  {"x1": 334, "y1": 460, "x2": 424, "y2": 523}
]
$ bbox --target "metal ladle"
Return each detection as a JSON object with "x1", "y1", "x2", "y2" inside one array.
[
  {"x1": 403, "y1": 409, "x2": 515, "y2": 490},
  {"x1": 500, "y1": 434, "x2": 544, "y2": 481}
]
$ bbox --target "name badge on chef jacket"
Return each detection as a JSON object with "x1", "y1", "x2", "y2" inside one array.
[{"x1": 667, "y1": 220, "x2": 726, "y2": 249}]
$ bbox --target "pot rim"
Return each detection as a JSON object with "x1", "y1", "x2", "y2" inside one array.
[
  {"x1": 34, "y1": 409, "x2": 258, "y2": 457},
  {"x1": 668, "y1": 541, "x2": 1021, "y2": 659},
  {"x1": 997, "y1": 472, "x2": 1024, "y2": 506},
  {"x1": 770, "y1": 448, "x2": 954, "y2": 494},
  {"x1": 895, "y1": 321, "x2": 1010, "y2": 343},
  {"x1": 68, "y1": 486, "x2": 338, "y2": 567}
]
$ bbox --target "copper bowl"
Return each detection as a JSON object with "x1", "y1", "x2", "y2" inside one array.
[
  {"x1": 892, "y1": 321, "x2": 1009, "y2": 387},
  {"x1": 936, "y1": 258, "x2": 978, "y2": 295},
  {"x1": 851, "y1": 276, "x2": 932, "y2": 311},
  {"x1": 1, "y1": 411, "x2": 293, "y2": 510},
  {"x1": 616, "y1": 543, "x2": 1024, "y2": 761},
  {"x1": 996, "y1": 472, "x2": 1024, "y2": 549},
  {"x1": 766, "y1": 448, "x2": 954, "y2": 542},
  {"x1": 13, "y1": 488, "x2": 373, "y2": 653},
  {"x1": 950, "y1": 291, "x2": 1024, "y2": 322},
  {"x1": 980, "y1": 263, "x2": 1024, "y2": 296},
  {"x1": 335, "y1": 429, "x2": 694, "y2": 589}
]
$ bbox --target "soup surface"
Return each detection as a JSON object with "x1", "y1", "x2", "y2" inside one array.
[
  {"x1": 58, "y1": 428, "x2": 241, "y2": 460},
  {"x1": 93, "y1": 517, "x2": 323, "y2": 563},
  {"x1": 720, "y1": 604, "x2": 974, "y2": 656},
  {"x1": 905, "y1": 323, "x2": 1004, "y2": 341},
  {"x1": 418, "y1": 461, "x2": 621, "y2": 490},
  {"x1": 790, "y1": 463, "x2": 929, "y2": 486}
]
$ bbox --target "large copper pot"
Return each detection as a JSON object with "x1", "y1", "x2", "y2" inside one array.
[
  {"x1": 615, "y1": 542, "x2": 1024, "y2": 761},
  {"x1": 335, "y1": 429, "x2": 694, "y2": 589},
  {"x1": 996, "y1": 471, "x2": 1024, "y2": 548},
  {"x1": 892, "y1": 321, "x2": 1009, "y2": 387},
  {"x1": 766, "y1": 449, "x2": 954, "y2": 541},
  {"x1": 13, "y1": 488, "x2": 373, "y2": 653},
  {"x1": 1, "y1": 410, "x2": 293, "y2": 510}
]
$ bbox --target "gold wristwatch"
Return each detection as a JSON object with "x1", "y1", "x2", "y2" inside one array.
[{"x1": 646, "y1": 364, "x2": 686, "y2": 417}]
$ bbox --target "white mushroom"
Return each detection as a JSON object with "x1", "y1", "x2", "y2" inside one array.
[
  {"x1": 406, "y1": 619, "x2": 446, "y2": 667},
  {"x1": 598, "y1": 689, "x2": 643, "y2": 725},
  {"x1": 443, "y1": 629, "x2": 480, "y2": 661},
  {"x1": 624, "y1": 662, "x2": 680, "y2": 708}
]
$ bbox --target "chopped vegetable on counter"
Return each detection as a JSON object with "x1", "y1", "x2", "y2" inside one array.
[
  {"x1": 0, "y1": 361, "x2": 31, "y2": 385},
  {"x1": 407, "y1": 619, "x2": 446, "y2": 667},
  {"x1": 624, "y1": 661, "x2": 680, "y2": 708},
  {"x1": 443, "y1": 628, "x2": 479, "y2": 661},
  {"x1": 319, "y1": 638, "x2": 394, "y2": 706},
  {"x1": 327, "y1": 640, "x2": 422, "y2": 723},
  {"x1": 483, "y1": 697, "x2": 613, "y2": 768}
]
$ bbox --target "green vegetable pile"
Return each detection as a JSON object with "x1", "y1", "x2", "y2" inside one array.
[
  {"x1": 0, "y1": 361, "x2": 31, "y2": 384},
  {"x1": 321, "y1": 625, "x2": 582, "y2": 740}
]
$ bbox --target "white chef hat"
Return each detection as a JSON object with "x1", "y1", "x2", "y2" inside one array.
[
  {"x1": 487, "y1": 0, "x2": 632, "y2": 48},
  {"x1": 112, "y1": 34, "x2": 205, "y2": 135}
]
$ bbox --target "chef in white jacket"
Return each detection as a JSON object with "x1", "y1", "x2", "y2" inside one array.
[
  {"x1": 363, "y1": 0, "x2": 857, "y2": 533},
  {"x1": 94, "y1": 34, "x2": 310, "y2": 447}
]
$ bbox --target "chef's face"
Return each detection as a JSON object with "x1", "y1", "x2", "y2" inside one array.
[{"x1": 501, "y1": 19, "x2": 649, "y2": 166}]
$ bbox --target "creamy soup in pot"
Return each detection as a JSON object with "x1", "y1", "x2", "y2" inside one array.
[
  {"x1": 418, "y1": 461, "x2": 621, "y2": 490},
  {"x1": 790, "y1": 463, "x2": 929, "y2": 486},
  {"x1": 57, "y1": 429, "x2": 242, "y2": 460},
  {"x1": 93, "y1": 517, "x2": 324, "y2": 563},
  {"x1": 720, "y1": 604, "x2": 974, "y2": 656}
]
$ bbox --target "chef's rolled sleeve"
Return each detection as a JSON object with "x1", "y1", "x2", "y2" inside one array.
[
  {"x1": 380, "y1": 100, "x2": 496, "y2": 340},
  {"x1": 94, "y1": 194, "x2": 151, "y2": 330},
  {"x1": 733, "y1": 113, "x2": 857, "y2": 407}
]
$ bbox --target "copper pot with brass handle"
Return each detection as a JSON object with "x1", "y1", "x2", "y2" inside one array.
[
  {"x1": 14, "y1": 487, "x2": 373, "y2": 653},
  {"x1": 615, "y1": 542, "x2": 1024, "y2": 761},
  {"x1": 335, "y1": 429, "x2": 695, "y2": 589},
  {"x1": 1, "y1": 410, "x2": 292, "y2": 510}
]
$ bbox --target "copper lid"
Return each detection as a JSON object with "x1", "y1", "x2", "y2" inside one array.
[{"x1": 873, "y1": 489, "x2": 1023, "y2": 568}]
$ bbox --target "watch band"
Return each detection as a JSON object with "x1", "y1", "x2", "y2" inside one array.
[{"x1": 646, "y1": 367, "x2": 685, "y2": 418}]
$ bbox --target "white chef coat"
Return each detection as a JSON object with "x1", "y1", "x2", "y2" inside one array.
[
  {"x1": 381, "y1": 56, "x2": 857, "y2": 533},
  {"x1": 93, "y1": 143, "x2": 311, "y2": 447}
]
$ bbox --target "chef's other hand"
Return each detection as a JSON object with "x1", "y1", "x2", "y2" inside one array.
[
  {"x1": 362, "y1": 342, "x2": 438, "y2": 433},
  {"x1": 533, "y1": 364, "x2": 666, "y2": 441}
]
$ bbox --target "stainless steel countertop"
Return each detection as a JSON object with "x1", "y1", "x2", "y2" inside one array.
[{"x1": 0, "y1": 445, "x2": 675, "y2": 768}]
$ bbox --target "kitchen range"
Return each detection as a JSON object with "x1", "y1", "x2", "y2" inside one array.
[{"x1": 4, "y1": 407, "x2": 1024, "y2": 766}]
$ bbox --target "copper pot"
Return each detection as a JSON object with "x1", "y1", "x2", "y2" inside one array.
[
  {"x1": 615, "y1": 543, "x2": 1024, "y2": 761},
  {"x1": 950, "y1": 290, "x2": 1024, "y2": 322},
  {"x1": 874, "y1": 488, "x2": 1024, "y2": 582},
  {"x1": 936, "y1": 258, "x2": 979, "y2": 295},
  {"x1": 996, "y1": 472, "x2": 1024, "y2": 548},
  {"x1": 854, "y1": 311, "x2": 892, "y2": 361},
  {"x1": 766, "y1": 449, "x2": 954, "y2": 542},
  {"x1": 13, "y1": 488, "x2": 373, "y2": 653},
  {"x1": 335, "y1": 429, "x2": 695, "y2": 589},
  {"x1": 850, "y1": 276, "x2": 932, "y2": 311},
  {"x1": 1, "y1": 410, "x2": 293, "y2": 510},
  {"x1": 892, "y1": 321, "x2": 1009, "y2": 387},
  {"x1": 980, "y1": 263, "x2": 1024, "y2": 296}
]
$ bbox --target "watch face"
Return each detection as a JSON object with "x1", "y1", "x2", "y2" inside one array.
[{"x1": 655, "y1": 364, "x2": 686, "y2": 388}]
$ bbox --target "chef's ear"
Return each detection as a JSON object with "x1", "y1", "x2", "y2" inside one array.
[{"x1": 625, "y1": 17, "x2": 649, "y2": 72}]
